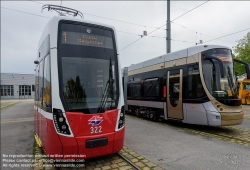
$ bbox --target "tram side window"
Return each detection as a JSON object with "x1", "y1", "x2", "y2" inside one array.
[
  {"x1": 143, "y1": 78, "x2": 159, "y2": 97},
  {"x1": 128, "y1": 83, "x2": 141, "y2": 97},
  {"x1": 187, "y1": 65, "x2": 206, "y2": 98},
  {"x1": 38, "y1": 60, "x2": 44, "y2": 108},
  {"x1": 127, "y1": 84, "x2": 132, "y2": 97},
  {"x1": 43, "y1": 55, "x2": 52, "y2": 112}
]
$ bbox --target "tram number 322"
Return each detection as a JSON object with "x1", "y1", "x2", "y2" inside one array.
[{"x1": 90, "y1": 126, "x2": 102, "y2": 134}]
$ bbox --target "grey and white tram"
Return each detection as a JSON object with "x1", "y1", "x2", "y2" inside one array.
[{"x1": 122, "y1": 45, "x2": 250, "y2": 126}]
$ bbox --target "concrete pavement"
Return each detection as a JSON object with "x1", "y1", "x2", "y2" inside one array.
[
  {"x1": 124, "y1": 115, "x2": 250, "y2": 170},
  {"x1": 1, "y1": 100, "x2": 34, "y2": 170}
]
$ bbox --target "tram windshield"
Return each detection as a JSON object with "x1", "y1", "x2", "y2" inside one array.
[
  {"x1": 202, "y1": 48, "x2": 237, "y2": 99},
  {"x1": 58, "y1": 23, "x2": 119, "y2": 113}
]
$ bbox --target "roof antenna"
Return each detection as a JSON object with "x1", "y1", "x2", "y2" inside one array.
[{"x1": 41, "y1": 4, "x2": 83, "y2": 18}]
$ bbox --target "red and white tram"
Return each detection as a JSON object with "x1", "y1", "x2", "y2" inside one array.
[{"x1": 34, "y1": 6, "x2": 124, "y2": 160}]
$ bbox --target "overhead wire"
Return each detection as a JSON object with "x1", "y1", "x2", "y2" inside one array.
[
  {"x1": 31, "y1": 0, "x2": 229, "y2": 44},
  {"x1": 171, "y1": 21, "x2": 235, "y2": 44},
  {"x1": 120, "y1": 0, "x2": 209, "y2": 52},
  {"x1": 25, "y1": 0, "x2": 241, "y2": 45},
  {"x1": 147, "y1": 1, "x2": 209, "y2": 36},
  {"x1": 149, "y1": 35, "x2": 196, "y2": 44},
  {"x1": 171, "y1": 1, "x2": 209, "y2": 22},
  {"x1": 119, "y1": 31, "x2": 196, "y2": 44},
  {"x1": 118, "y1": 31, "x2": 141, "y2": 36},
  {"x1": 3, "y1": 1, "x2": 248, "y2": 51},
  {"x1": 28, "y1": 0, "x2": 166, "y2": 31},
  {"x1": 1, "y1": 6, "x2": 195, "y2": 45},
  {"x1": 1, "y1": 6, "x2": 50, "y2": 18},
  {"x1": 28, "y1": 0, "x2": 44, "y2": 5},
  {"x1": 204, "y1": 27, "x2": 250, "y2": 43}
]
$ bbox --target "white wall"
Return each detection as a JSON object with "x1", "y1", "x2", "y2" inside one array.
[{"x1": 1, "y1": 73, "x2": 35, "y2": 99}]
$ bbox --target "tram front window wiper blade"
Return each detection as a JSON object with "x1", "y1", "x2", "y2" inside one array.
[{"x1": 97, "y1": 57, "x2": 114, "y2": 113}]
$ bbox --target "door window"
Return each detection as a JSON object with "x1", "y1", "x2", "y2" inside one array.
[{"x1": 169, "y1": 75, "x2": 180, "y2": 107}]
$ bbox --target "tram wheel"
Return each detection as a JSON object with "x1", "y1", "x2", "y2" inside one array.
[{"x1": 150, "y1": 112, "x2": 158, "y2": 122}]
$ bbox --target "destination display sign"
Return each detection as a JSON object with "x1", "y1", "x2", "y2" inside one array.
[
  {"x1": 217, "y1": 56, "x2": 232, "y2": 62},
  {"x1": 61, "y1": 31, "x2": 113, "y2": 49}
]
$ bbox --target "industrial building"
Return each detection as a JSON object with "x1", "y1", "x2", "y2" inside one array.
[{"x1": 0, "y1": 73, "x2": 35, "y2": 99}]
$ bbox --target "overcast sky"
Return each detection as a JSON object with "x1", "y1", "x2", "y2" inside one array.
[{"x1": 1, "y1": 1, "x2": 250, "y2": 74}]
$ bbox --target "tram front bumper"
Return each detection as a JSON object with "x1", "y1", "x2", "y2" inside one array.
[
  {"x1": 221, "y1": 112, "x2": 244, "y2": 126},
  {"x1": 75, "y1": 127, "x2": 125, "y2": 159}
]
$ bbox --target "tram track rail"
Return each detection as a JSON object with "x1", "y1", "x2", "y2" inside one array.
[
  {"x1": 117, "y1": 152, "x2": 141, "y2": 170},
  {"x1": 52, "y1": 154, "x2": 149, "y2": 170},
  {"x1": 53, "y1": 152, "x2": 153, "y2": 170}
]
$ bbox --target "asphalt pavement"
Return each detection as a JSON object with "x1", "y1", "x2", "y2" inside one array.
[
  {"x1": 1, "y1": 100, "x2": 34, "y2": 170},
  {"x1": 124, "y1": 115, "x2": 250, "y2": 170}
]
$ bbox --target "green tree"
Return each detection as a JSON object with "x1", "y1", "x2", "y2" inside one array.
[{"x1": 232, "y1": 32, "x2": 250, "y2": 76}]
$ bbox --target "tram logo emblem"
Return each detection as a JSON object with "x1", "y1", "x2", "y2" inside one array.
[{"x1": 88, "y1": 116, "x2": 103, "y2": 126}]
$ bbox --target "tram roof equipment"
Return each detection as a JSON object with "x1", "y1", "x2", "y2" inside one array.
[{"x1": 42, "y1": 4, "x2": 83, "y2": 18}]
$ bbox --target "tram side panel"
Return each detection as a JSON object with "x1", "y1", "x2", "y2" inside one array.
[
  {"x1": 34, "y1": 65, "x2": 39, "y2": 138},
  {"x1": 123, "y1": 47, "x2": 244, "y2": 126},
  {"x1": 123, "y1": 55, "x2": 215, "y2": 125},
  {"x1": 125, "y1": 67, "x2": 166, "y2": 120},
  {"x1": 182, "y1": 63, "x2": 211, "y2": 125}
]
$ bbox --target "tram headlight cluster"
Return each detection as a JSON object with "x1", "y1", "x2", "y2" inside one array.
[
  {"x1": 118, "y1": 106, "x2": 125, "y2": 129},
  {"x1": 53, "y1": 108, "x2": 71, "y2": 135}
]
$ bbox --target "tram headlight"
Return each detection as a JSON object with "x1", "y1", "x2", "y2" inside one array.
[
  {"x1": 53, "y1": 108, "x2": 71, "y2": 135},
  {"x1": 58, "y1": 117, "x2": 64, "y2": 122},
  {"x1": 118, "y1": 106, "x2": 125, "y2": 129}
]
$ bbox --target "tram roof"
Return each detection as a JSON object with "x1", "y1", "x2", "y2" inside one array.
[{"x1": 128, "y1": 44, "x2": 230, "y2": 72}]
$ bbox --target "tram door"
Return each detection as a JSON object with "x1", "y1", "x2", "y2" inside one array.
[{"x1": 167, "y1": 69, "x2": 183, "y2": 119}]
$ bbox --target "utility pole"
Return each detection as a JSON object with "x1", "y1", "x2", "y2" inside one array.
[{"x1": 166, "y1": 0, "x2": 171, "y2": 53}]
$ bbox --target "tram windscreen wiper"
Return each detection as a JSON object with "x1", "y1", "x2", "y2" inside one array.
[{"x1": 97, "y1": 57, "x2": 115, "y2": 113}]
